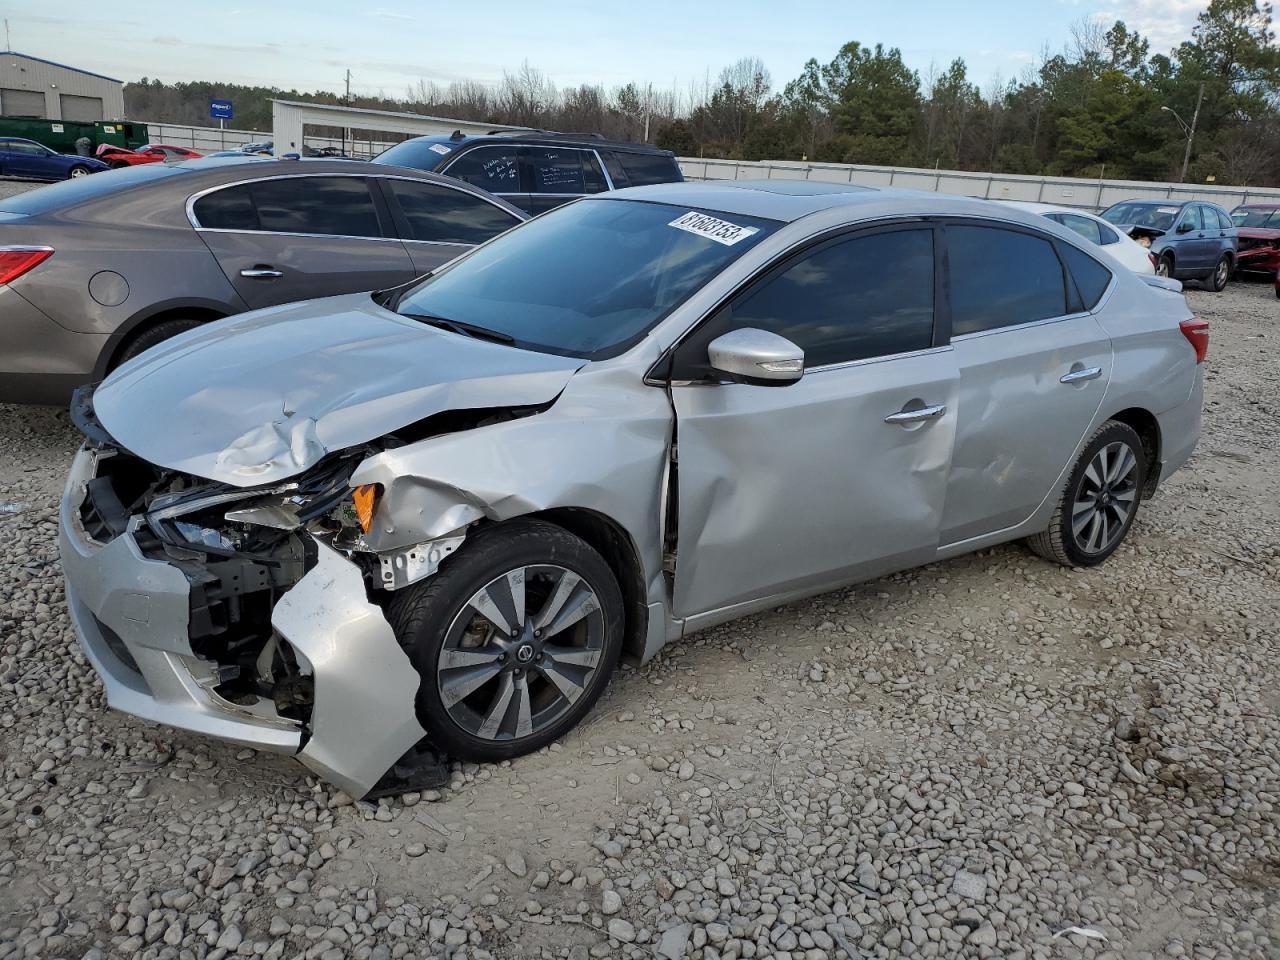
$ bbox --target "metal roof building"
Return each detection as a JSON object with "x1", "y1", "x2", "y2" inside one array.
[{"x1": 0, "y1": 51, "x2": 124, "y2": 122}]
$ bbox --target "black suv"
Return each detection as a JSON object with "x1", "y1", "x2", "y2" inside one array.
[{"x1": 373, "y1": 131, "x2": 683, "y2": 215}]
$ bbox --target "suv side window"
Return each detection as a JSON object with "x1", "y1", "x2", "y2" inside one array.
[
  {"x1": 1181, "y1": 205, "x2": 1203, "y2": 232},
  {"x1": 192, "y1": 177, "x2": 383, "y2": 238},
  {"x1": 949, "y1": 225, "x2": 1068, "y2": 335},
  {"x1": 527, "y1": 147, "x2": 587, "y2": 194},
  {"x1": 582, "y1": 153, "x2": 608, "y2": 193},
  {"x1": 1214, "y1": 208, "x2": 1233, "y2": 231},
  {"x1": 677, "y1": 228, "x2": 936, "y2": 375},
  {"x1": 599, "y1": 151, "x2": 630, "y2": 188},
  {"x1": 442, "y1": 146, "x2": 521, "y2": 193},
  {"x1": 615, "y1": 151, "x2": 681, "y2": 186},
  {"x1": 385, "y1": 179, "x2": 520, "y2": 244}
]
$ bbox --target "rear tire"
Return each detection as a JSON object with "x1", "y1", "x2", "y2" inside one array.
[
  {"x1": 1209, "y1": 254, "x2": 1230, "y2": 292},
  {"x1": 388, "y1": 519, "x2": 624, "y2": 762},
  {"x1": 110, "y1": 318, "x2": 205, "y2": 370},
  {"x1": 68, "y1": 165, "x2": 90, "y2": 178},
  {"x1": 1026, "y1": 420, "x2": 1147, "y2": 568}
]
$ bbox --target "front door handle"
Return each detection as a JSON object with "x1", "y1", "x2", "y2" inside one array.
[
  {"x1": 240, "y1": 267, "x2": 283, "y2": 279},
  {"x1": 1060, "y1": 366, "x2": 1103, "y2": 384},
  {"x1": 884, "y1": 403, "x2": 947, "y2": 425}
]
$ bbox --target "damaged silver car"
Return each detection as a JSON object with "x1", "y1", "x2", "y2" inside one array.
[{"x1": 60, "y1": 181, "x2": 1206, "y2": 798}]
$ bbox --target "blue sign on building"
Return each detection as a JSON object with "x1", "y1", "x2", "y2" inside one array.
[{"x1": 209, "y1": 99, "x2": 234, "y2": 121}]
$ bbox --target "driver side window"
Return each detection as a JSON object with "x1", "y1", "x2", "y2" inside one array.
[{"x1": 674, "y1": 227, "x2": 937, "y2": 378}]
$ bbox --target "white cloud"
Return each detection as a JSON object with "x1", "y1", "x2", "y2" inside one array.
[{"x1": 1089, "y1": 0, "x2": 1210, "y2": 53}]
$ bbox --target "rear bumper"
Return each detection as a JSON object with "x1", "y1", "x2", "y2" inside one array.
[
  {"x1": 0, "y1": 287, "x2": 106, "y2": 405},
  {"x1": 59, "y1": 445, "x2": 429, "y2": 797},
  {"x1": 1157, "y1": 370, "x2": 1203, "y2": 483}
]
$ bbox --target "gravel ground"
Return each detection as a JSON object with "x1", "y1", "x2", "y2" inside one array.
[{"x1": 1, "y1": 264, "x2": 1278, "y2": 958}]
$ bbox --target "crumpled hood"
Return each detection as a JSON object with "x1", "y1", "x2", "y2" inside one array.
[{"x1": 94, "y1": 294, "x2": 585, "y2": 487}]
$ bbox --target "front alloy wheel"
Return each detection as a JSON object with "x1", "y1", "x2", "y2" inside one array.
[
  {"x1": 438, "y1": 565, "x2": 606, "y2": 742},
  {"x1": 388, "y1": 519, "x2": 624, "y2": 761}
]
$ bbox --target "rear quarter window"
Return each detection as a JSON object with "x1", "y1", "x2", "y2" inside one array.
[
  {"x1": 1057, "y1": 243, "x2": 1113, "y2": 311},
  {"x1": 615, "y1": 151, "x2": 682, "y2": 186}
]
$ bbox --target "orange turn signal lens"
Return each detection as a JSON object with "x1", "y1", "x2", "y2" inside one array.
[{"x1": 351, "y1": 483, "x2": 382, "y2": 533}]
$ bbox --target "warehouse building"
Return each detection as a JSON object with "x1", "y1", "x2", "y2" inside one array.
[{"x1": 0, "y1": 51, "x2": 124, "y2": 122}]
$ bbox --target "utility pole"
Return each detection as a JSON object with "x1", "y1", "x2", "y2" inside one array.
[
  {"x1": 342, "y1": 69, "x2": 352, "y2": 156},
  {"x1": 4, "y1": 19, "x2": 11, "y2": 51},
  {"x1": 1163, "y1": 81, "x2": 1205, "y2": 183},
  {"x1": 643, "y1": 82, "x2": 652, "y2": 143}
]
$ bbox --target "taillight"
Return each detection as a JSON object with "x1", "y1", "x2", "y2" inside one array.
[
  {"x1": 1148, "y1": 252, "x2": 1158, "y2": 270},
  {"x1": 1179, "y1": 318, "x2": 1209, "y2": 364},
  {"x1": 0, "y1": 246, "x2": 53, "y2": 284}
]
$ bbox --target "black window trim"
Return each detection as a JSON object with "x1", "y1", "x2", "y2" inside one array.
[
  {"x1": 186, "y1": 171, "x2": 422, "y2": 241},
  {"x1": 655, "y1": 217, "x2": 950, "y2": 384},
  {"x1": 939, "y1": 217, "x2": 1112, "y2": 343},
  {"x1": 374, "y1": 176, "x2": 522, "y2": 247}
]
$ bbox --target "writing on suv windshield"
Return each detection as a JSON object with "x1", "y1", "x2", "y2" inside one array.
[{"x1": 393, "y1": 199, "x2": 778, "y2": 359}]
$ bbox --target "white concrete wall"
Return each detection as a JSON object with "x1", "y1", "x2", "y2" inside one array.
[{"x1": 678, "y1": 158, "x2": 1280, "y2": 211}]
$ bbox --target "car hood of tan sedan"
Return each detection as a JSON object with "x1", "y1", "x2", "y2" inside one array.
[{"x1": 93, "y1": 294, "x2": 585, "y2": 487}]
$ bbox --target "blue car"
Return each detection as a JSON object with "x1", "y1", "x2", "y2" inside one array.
[
  {"x1": 1100, "y1": 199, "x2": 1238, "y2": 291},
  {"x1": 0, "y1": 137, "x2": 109, "y2": 182}
]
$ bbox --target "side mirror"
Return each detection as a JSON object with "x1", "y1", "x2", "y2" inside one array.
[
  {"x1": 1177, "y1": 221, "x2": 1195, "y2": 234},
  {"x1": 707, "y1": 328, "x2": 804, "y2": 386}
]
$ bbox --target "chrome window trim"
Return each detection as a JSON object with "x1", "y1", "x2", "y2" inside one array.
[
  {"x1": 592, "y1": 149, "x2": 615, "y2": 191},
  {"x1": 185, "y1": 171, "x2": 518, "y2": 242},
  {"x1": 806, "y1": 343, "x2": 953, "y2": 374},
  {"x1": 949, "y1": 309, "x2": 1094, "y2": 342}
]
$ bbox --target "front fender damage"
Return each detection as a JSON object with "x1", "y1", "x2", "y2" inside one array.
[{"x1": 272, "y1": 540, "x2": 428, "y2": 798}]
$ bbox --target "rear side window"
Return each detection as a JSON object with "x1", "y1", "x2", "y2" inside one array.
[
  {"x1": 599, "y1": 152, "x2": 630, "y2": 188},
  {"x1": 949, "y1": 226, "x2": 1067, "y2": 335},
  {"x1": 682, "y1": 228, "x2": 935, "y2": 371},
  {"x1": 527, "y1": 147, "x2": 587, "y2": 194},
  {"x1": 442, "y1": 146, "x2": 520, "y2": 193},
  {"x1": 1214, "y1": 208, "x2": 1233, "y2": 230},
  {"x1": 1058, "y1": 214, "x2": 1102, "y2": 245},
  {"x1": 615, "y1": 151, "x2": 681, "y2": 186},
  {"x1": 193, "y1": 177, "x2": 382, "y2": 238},
  {"x1": 1058, "y1": 243, "x2": 1113, "y2": 311},
  {"x1": 386, "y1": 180, "x2": 519, "y2": 244}
]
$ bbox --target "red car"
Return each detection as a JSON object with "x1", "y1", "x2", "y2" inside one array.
[
  {"x1": 94, "y1": 143, "x2": 202, "y2": 168},
  {"x1": 1230, "y1": 203, "x2": 1280, "y2": 277}
]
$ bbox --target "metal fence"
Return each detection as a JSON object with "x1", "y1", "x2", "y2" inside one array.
[
  {"x1": 142, "y1": 122, "x2": 397, "y2": 158},
  {"x1": 142, "y1": 121, "x2": 1280, "y2": 207},
  {"x1": 676, "y1": 158, "x2": 1280, "y2": 211}
]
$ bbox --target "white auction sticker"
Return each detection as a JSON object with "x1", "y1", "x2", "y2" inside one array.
[
  {"x1": 429, "y1": 143, "x2": 451, "y2": 155},
  {"x1": 668, "y1": 211, "x2": 759, "y2": 246}
]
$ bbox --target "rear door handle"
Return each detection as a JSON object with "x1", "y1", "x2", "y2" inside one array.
[
  {"x1": 884, "y1": 403, "x2": 947, "y2": 425},
  {"x1": 240, "y1": 267, "x2": 283, "y2": 279},
  {"x1": 1060, "y1": 366, "x2": 1103, "y2": 384}
]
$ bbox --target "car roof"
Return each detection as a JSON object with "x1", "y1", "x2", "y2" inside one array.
[
  {"x1": 604, "y1": 179, "x2": 1060, "y2": 225},
  {"x1": 404, "y1": 132, "x2": 673, "y2": 155}
]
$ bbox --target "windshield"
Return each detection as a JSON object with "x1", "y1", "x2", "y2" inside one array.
[
  {"x1": 375, "y1": 138, "x2": 454, "y2": 171},
  {"x1": 392, "y1": 198, "x2": 778, "y2": 358},
  {"x1": 1101, "y1": 202, "x2": 1180, "y2": 231},
  {"x1": 1231, "y1": 207, "x2": 1280, "y2": 228}
]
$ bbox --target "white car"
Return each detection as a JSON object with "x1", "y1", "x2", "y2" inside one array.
[{"x1": 1002, "y1": 201, "x2": 1156, "y2": 275}]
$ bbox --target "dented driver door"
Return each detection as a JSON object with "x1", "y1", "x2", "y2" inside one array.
[{"x1": 666, "y1": 225, "x2": 959, "y2": 623}]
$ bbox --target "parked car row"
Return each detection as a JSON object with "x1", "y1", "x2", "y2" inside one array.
[
  {"x1": 96, "y1": 143, "x2": 203, "y2": 167},
  {"x1": 0, "y1": 136, "x2": 108, "y2": 180}
]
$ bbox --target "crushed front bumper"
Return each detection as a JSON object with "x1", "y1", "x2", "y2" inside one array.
[{"x1": 59, "y1": 446, "x2": 427, "y2": 798}]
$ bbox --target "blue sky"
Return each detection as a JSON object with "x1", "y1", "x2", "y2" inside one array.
[{"x1": 8, "y1": 0, "x2": 1210, "y2": 101}]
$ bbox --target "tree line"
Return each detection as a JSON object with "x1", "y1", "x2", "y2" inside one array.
[{"x1": 124, "y1": 0, "x2": 1280, "y2": 186}]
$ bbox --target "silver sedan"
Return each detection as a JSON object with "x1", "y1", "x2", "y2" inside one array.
[{"x1": 60, "y1": 180, "x2": 1205, "y2": 798}]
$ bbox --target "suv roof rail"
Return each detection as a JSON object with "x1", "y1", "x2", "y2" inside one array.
[{"x1": 482, "y1": 128, "x2": 610, "y2": 141}]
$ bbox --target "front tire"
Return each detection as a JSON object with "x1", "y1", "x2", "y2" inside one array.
[
  {"x1": 1157, "y1": 253, "x2": 1175, "y2": 279},
  {"x1": 1027, "y1": 420, "x2": 1147, "y2": 568},
  {"x1": 1209, "y1": 254, "x2": 1231, "y2": 292},
  {"x1": 388, "y1": 519, "x2": 624, "y2": 762}
]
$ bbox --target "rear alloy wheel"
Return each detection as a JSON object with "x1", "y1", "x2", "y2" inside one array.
[
  {"x1": 1209, "y1": 255, "x2": 1231, "y2": 292},
  {"x1": 389, "y1": 519, "x2": 624, "y2": 761},
  {"x1": 1027, "y1": 420, "x2": 1146, "y2": 567},
  {"x1": 68, "y1": 165, "x2": 90, "y2": 178},
  {"x1": 1157, "y1": 254, "x2": 1175, "y2": 278}
]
